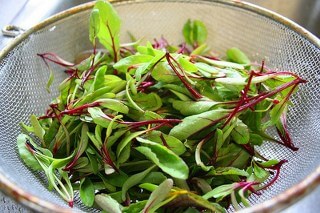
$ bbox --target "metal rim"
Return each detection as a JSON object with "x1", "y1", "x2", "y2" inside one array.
[{"x1": 0, "y1": 0, "x2": 319, "y2": 212}]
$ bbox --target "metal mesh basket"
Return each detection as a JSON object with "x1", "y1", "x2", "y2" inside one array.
[{"x1": 0, "y1": 0, "x2": 319, "y2": 212}]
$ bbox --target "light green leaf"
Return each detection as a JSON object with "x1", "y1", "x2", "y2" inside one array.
[
  {"x1": 17, "y1": 134, "x2": 41, "y2": 170},
  {"x1": 203, "y1": 183, "x2": 236, "y2": 200},
  {"x1": 145, "y1": 131, "x2": 186, "y2": 156},
  {"x1": 169, "y1": 109, "x2": 228, "y2": 140},
  {"x1": 179, "y1": 57, "x2": 198, "y2": 73},
  {"x1": 94, "y1": 0, "x2": 121, "y2": 61},
  {"x1": 89, "y1": 8, "x2": 100, "y2": 44},
  {"x1": 30, "y1": 114, "x2": 45, "y2": 141},
  {"x1": 98, "y1": 98, "x2": 129, "y2": 114},
  {"x1": 113, "y1": 54, "x2": 153, "y2": 73},
  {"x1": 95, "y1": 194, "x2": 122, "y2": 213},
  {"x1": 231, "y1": 119, "x2": 250, "y2": 144},
  {"x1": 172, "y1": 100, "x2": 220, "y2": 116},
  {"x1": 142, "y1": 179, "x2": 173, "y2": 213},
  {"x1": 226, "y1": 47, "x2": 250, "y2": 65},
  {"x1": 136, "y1": 137, "x2": 189, "y2": 180}
]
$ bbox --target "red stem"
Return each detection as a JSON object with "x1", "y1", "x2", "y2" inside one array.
[{"x1": 166, "y1": 53, "x2": 202, "y2": 99}]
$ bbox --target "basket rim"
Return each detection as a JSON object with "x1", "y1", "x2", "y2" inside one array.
[{"x1": 0, "y1": 0, "x2": 319, "y2": 212}]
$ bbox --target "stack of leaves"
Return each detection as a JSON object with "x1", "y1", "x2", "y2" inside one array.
[{"x1": 17, "y1": 1, "x2": 306, "y2": 212}]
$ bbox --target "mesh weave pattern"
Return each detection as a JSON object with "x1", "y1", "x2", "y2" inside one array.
[{"x1": 0, "y1": 1, "x2": 319, "y2": 211}]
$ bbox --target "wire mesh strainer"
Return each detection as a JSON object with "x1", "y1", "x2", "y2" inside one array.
[{"x1": 0, "y1": 0, "x2": 319, "y2": 212}]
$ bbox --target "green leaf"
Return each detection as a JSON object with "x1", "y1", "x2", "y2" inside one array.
[
  {"x1": 183, "y1": 19, "x2": 192, "y2": 45},
  {"x1": 88, "y1": 107, "x2": 110, "y2": 128},
  {"x1": 141, "y1": 172, "x2": 167, "y2": 185},
  {"x1": 92, "y1": 65, "x2": 107, "y2": 91},
  {"x1": 30, "y1": 114, "x2": 45, "y2": 141},
  {"x1": 46, "y1": 67, "x2": 54, "y2": 93},
  {"x1": 253, "y1": 163, "x2": 269, "y2": 180},
  {"x1": 17, "y1": 134, "x2": 41, "y2": 170},
  {"x1": 51, "y1": 152, "x2": 75, "y2": 169},
  {"x1": 89, "y1": 8, "x2": 100, "y2": 44},
  {"x1": 195, "y1": 139, "x2": 212, "y2": 171},
  {"x1": 199, "y1": 56, "x2": 245, "y2": 70},
  {"x1": 132, "y1": 92, "x2": 162, "y2": 111},
  {"x1": 249, "y1": 133, "x2": 263, "y2": 146},
  {"x1": 258, "y1": 159, "x2": 279, "y2": 167},
  {"x1": 269, "y1": 97, "x2": 288, "y2": 125},
  {"x1": 195, "y1": 62, "x2": 219, "y2": 74},
  {"x1": 208, "y1": 167, "x2": 249, "y2": 177},
  {"x1": 94, "y1": 0, "x2": 121, "y2": 61},
  {"x1": 98, "y1": 98, "x2": 129, "y2": 114},
  {"x1": 145, "y1": 131, "x2": 186, "y2": 156},
  {"x1": 43, "y1": 119, "x2": 60, "y2": 146},
  {"x1": 216, "y1": 143, "x2": 251, "y2": 169},
  {"x1": 171, "y1": 189, "x2": 225, "y2": 212},
  {"x1": 191, "y1": 178, "x2": 212, "y2": 194},
  {"x1": 179, "y1": 57, "x2": 198, "y2": 73},
  {"x1": 125, "y1": 79, "x2": 144, "y2": 113},
  {"x1": 142, "y1": 179, "x2": 173, "y2": 213},
  {"x1": 231, "y1": 119, "x2": 250, "y2": 144},
  {"x1": 121, "y1": 165, "x2": 155, "y2": 201},
  {"x1": 113, "y1": 54, "x2": 153, "y2": 73},
  {"x1": 80, "y1": 178, "x2": 95, "y2": 207},
  {"x1": 226, "y1": 47, "x2": 250, "y2": 65},
  {"x1": 193, "y1": 20, "x2": 207, "y2": 45},
  {"x1": 151, "y1": 62, "x2": 179, "y2": 83},
  {"x1": 122, "y1": 200, "x2": 147, "y2": 213},
  {"x1": 172, "y1": 100, "x2": 220, "y2": 116},
  {"x1": 169, "y1": 109, "x2": 228, "y2": 140},
  {"x1": 116, "y1": 130, "x2": 145, "y2": 160},
  {"x1": 191, "y1": 43, "x2": 209, "y2": 55},
  {"x1": 182, "y1": 19, "x2": 207, "y2": 45},
  {"x1": 203, "y1": 183, "x2": 236, "y2": 200},
  {"x1": 136, "y1": 137, "x2": 189, "y2": 180},
  {"x1": 95, "y1": 194, "x2": 122, "y2": 213}
]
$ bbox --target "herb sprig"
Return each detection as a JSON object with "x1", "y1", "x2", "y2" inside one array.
[{"x1": 17, "y1": 1, "x2": 306, "y2": 212}]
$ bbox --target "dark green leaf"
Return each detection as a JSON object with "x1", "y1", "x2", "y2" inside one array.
[
  {"x1": 121, "y1": 165, "x2": 155, "y2": 201},
  {"x1": 80, "y1": 178, "x2": 95, "y2": 207}
]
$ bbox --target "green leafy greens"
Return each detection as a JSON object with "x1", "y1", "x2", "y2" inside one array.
[{"x1": 17, "y1": 0, "x2": 306, "y2": 212}]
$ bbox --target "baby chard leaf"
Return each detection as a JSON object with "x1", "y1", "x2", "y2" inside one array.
[
  {"x1": 203, "y1": 183, "x2": 236, "y2": 200},
  {"x1": 226, "y1": 47, "x2": 250, "y2": 65},
  {"x1": 145, "y1": 131, "x2": 186, "y2": 156},
  {"x1": 30, "y1": 114, "x2": 45, "y2": 142},
  {"x1": 17, "y1": 134, "x2": 42, "y2": 170},
  {"x1": 169, "y1": 109, "x2": 228, "y2": 140},
  {"x1": 132, "y1": 93, "x2": 162, "y2": 111},
  {"x1": 98, "y1": 98, "x2": 129, "y2": 114},
  {"x1": 88, "y1": 107, "x2": 111, "y2": 128},
  {"x1": 172, "y1": 100, "x2": 220, "y2": 116},
  {"x1": 89, "y1": 8, "x2": 100, "y2": 44},
  {"x1": 136, "y1": 137, "x2": 189, "y2": 180},
  {"x1": 95, "y1": 194, "x2": 122, "y2": 213},
  {"x1": 142, "y1": 179, "x2": 173, "y2": 213},
  {"x1": 121, "y1": 165, "x2": 156, "y2": 201},
  {"x1": 80, "y1": 178, "x2": 95, "y2": 207},
  {"x1": 183, "y1": 19, "x2": 207, "y2": 46},
  {"x1": 94, "y1": 0, "x2": 121, "y2": 61},
  {"x1": 231, "y1": 119, "x2": 250, "y2": 144}
]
